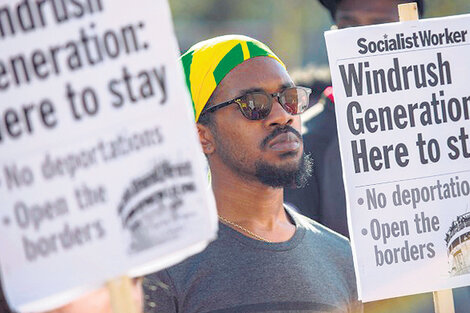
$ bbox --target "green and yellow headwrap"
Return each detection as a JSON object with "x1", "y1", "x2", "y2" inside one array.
[{"x1": 180, "y1": 35, "x2": 285, "y2": 122}]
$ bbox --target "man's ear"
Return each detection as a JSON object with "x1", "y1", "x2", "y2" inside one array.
[{"x1": 197, "y1": 123, "x2": 215, "y2": 155}]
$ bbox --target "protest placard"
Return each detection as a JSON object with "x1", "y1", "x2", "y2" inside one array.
[
  {"x1": 0, "y1": 0, "x2": 218, "y2": 311},
  {"x1": 325, "y1": 13, "x2": 470, "y2": 302}
]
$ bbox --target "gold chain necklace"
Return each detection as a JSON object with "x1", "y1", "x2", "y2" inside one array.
[{"x1": 218, "y1": 215, "x2": 271, "y2": 243}]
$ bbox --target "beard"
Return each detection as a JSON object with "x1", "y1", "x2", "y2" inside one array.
[
  {"x1": 213, "y1": 124, "x2": 313, "y2": 189},
  {"x1": 254, "y1": 152, "x2": 313, "y2": 188}
]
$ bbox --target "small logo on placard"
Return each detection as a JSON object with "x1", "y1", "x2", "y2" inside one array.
[
  {"x1": 445, "y1": 211, "x2": 470, "y2": 276},
  {"x1": 117, "y1": 161, "x2": 196, "y2": 254}
]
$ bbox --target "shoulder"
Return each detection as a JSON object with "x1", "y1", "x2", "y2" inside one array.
[
  {"x1": 288, "y1": 208, "x2": 359, "y2": 304},
  {"x1": 289, "y1": 208, "x2": 352, "y2": 257}
]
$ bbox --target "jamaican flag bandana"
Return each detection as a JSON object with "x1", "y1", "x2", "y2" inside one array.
[{"x1": 180, "y1": 35, "x2": 285, "y2": 122}]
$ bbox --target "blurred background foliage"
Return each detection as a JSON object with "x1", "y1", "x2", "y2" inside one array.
[{"x1": 169, "y1": 0, "x2": 470, "y2": 69}]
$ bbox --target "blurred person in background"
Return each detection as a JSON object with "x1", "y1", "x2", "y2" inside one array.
[
  {"x1": 323, "y1": 0, "x2": 424, "y2": 28},
  {"x1": 285, "y1": 0, "x2": 425, "y2": 238}
]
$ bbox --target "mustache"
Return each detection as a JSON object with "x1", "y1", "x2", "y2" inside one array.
[{"x1": 260, "y1": 126, "x2": 302, "y2": 149}]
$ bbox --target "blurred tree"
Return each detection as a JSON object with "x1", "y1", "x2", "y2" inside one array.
[
  {"x1": 425, "y1": 0, "x2": 470, "y2": 17},
  {"x1": 169, "y1": 0, "x2": 330, "y2": 67},
  {"x1": 169, "y1": 0, "x2": 470, "y2": 67}
]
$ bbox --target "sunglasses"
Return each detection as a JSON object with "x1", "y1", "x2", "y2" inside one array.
[{"x1": 200, "y1": 86, "x2": 312, "y2": 120}]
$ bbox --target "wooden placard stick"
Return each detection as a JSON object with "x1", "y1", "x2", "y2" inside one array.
[
  {"x1": 398, "y1": 3, "x2": 455, "y2": 313},
  {"x1": 398, "y1": 2, "x2": 419, "y2": 22},
  {"x1": 107, "y1": 276, "x2": 139, "y2": 313},
  {"x1": 432, "y1": 289, "x2": 455, "y2": 313}
]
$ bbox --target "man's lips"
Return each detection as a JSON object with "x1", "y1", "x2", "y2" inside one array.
[{"x1": 268, "y1": 132, "x2": 300, "y2": 152}]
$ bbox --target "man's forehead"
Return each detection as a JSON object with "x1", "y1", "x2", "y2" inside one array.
[
  {"x1": 216, "y1": 57, "x2": 293, "y2": 98},
  {"x1": 239, "y1": 82, "x2": 295, "y2": 95}
]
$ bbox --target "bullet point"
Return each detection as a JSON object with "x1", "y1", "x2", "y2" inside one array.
[
  {"x1": 2, "y1": 217, "x2": 10, "y2": 226},
  {"x1": 358, "y1": 198, "x2": 364, "y2": 205},
  {"x1": 361, "y1": 228, "x2": 368, "y2": 235}
]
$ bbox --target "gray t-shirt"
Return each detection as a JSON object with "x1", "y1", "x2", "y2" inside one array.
[{"x1": 144, "y1": 209, "x2": 361, "y2": 313}]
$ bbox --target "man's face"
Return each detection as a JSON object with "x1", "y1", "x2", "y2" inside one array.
[
  {"x1": 204, "y1": 57, "x2": 312, "y2": 188},
  {"x1": 335, "y1": 0, "x2": 402, "y2": 29}
]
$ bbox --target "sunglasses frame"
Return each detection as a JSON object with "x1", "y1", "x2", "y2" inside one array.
[{"x1": 200, "y1": 86, "x2": 312, "y2": 120}]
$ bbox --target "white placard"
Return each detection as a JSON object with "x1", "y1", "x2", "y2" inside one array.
[
  {"x1": 325, "y1": 14, "x2": 470, "y2": 302},
  {"x1": 0, "y1": 0, "x2": 218, "y2": 311}
]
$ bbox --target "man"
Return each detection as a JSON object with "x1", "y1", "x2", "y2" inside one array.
[{"x1": 144, "y1": 35, "x2": 361, "y2": 312}]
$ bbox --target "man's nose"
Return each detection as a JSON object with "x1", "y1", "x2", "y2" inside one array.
[{"x1": 264, "y1": 99, "x2": 293, "y2": 128}]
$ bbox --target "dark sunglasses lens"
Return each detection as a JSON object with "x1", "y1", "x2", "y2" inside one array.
[
  {"x1": 238, "y1": 93, "x2": 271, "y2": 120},
  {"x1": 280, "y1": 88, "x2": 310, "y2": 114}
]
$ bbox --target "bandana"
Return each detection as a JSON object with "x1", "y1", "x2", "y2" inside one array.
[{"x1": 180, "y1": 35, "x2": 285, "y2": 122}]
